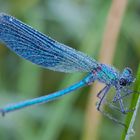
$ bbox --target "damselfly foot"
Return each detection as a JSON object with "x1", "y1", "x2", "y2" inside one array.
[
  {"x1": 98, "y1": 108, "x2": 127, "y2": 128},
  {"x1": 0, "y1": 109, "x2": 5, "y2": 117}
]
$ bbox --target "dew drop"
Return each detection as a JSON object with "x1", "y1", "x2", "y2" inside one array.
[
  {"x1": 9, "y1": 17, "x2": 13, "y2": 22},
  {"x1": 126, "y1": 128, "x2": 135, "y2": 139}
]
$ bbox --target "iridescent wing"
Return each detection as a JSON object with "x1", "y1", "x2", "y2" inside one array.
[{"x1": 0, "y1": 13, "x2": 99, "y2": 73}]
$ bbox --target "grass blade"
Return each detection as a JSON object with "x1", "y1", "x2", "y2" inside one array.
[{"x1": 122, "y1": 64, "x2": 140, "y2": 140}]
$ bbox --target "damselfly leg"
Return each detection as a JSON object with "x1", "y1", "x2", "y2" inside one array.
[{"x1": 96, "y1": 85, "x2": 134, "y2": 127}]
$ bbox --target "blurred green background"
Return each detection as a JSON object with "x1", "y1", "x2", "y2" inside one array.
[{"x1": 0, "y1": 0, "x2": 140, "y2": 140}]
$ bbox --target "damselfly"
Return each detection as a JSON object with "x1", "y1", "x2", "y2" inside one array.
[{"x1": 0, "y1": 13, "x2": 136, "y2": 126}]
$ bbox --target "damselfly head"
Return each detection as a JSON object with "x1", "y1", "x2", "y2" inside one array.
[{"x1": 119, "y1": 67, "x2": 134, "y2": 87}]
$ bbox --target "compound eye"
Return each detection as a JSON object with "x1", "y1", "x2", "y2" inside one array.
[
  {"x1": 119, "y1": 78, "x2": 127, "y2": 86},
  {"x1": 126, "y1": 68, "x2": 132, "y2": 74}
]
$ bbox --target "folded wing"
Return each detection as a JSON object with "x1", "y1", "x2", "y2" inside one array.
[{"x1": 0, "y1": 13, "x2": 99, "y2": 73}]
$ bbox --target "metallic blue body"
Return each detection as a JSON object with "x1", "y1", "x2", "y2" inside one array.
[
  {"x1": 2, "y1": 76, "x2": 89, "y2": 113},
  {"x1": 0, "y1": 13, "x2": 135, "y2": 123}
]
